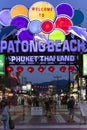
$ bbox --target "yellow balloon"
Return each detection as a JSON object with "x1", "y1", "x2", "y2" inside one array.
[
  {"x1": 11, "y1": 5, "x2": 28, "y2": 18},
  {"x1": 29, "y1": 2, "x2": 55, "y2": 21}
]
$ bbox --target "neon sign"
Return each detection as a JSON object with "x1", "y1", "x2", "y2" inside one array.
[
  {"x1": 8, "y1": 55, "x2": 76, "y2": 64},
  {"x1": 83, "y1": 54, "x2": 87, "y2": 76},
  {"x1": 0, "y1": 55, "x2": 5, "y2": 75},
  {"x1": 0, "y1": 2, "x2": 85, "y2": 64},
  {"x1": 0, "y1": 39, "x2": 86, "y2": 53}
]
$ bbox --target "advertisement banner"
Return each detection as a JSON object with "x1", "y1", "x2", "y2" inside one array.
[
  {"x1": 31, "y1": 107, "x2": 43, "y2": 116},
  {"x1": 83, "y1": 54, "x2": 87, "y2": 76},
  {"x1": 0, "y1": 55, "x2": 5, "y2": 76}
]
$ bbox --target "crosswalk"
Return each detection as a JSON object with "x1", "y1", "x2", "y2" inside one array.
[
  {"x1": 55, "y1": 114, "x2": 67, "y2": 123},
  {"x1": 0, "y1": 113, "x2": 87, "y2": 130},
  {"x1": 74, "y1": 115, "x2": 81, "y2": 123},
  {"x1": 41, "y1": 116, "x2": 47, "y2": 123},
  {"x1": 16, "y1": 113, "x2": 86, "y2": 124},
  {"x1": 0, "y1": 105, "x2": 87, "y2": 130}
]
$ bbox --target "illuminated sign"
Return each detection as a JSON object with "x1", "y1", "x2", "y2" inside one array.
[
  {"x1": 0, "y1": 55, "x2": 5, "y2": 75},
  {"x1": 83, "y1": 54, "x2": 87, "y2": 76},
  {"x1": 8, "y1": 55, "x2": 76, "y2": 65},
  {"x1": 0, "y1": 2, "x2": 85, "y2": 65},
  {"x1": 29, "y1": 2, "x2": 55, "y2": 21},
  {"x1": 0, "y1": 39, "x2": 86, "y2": 53}
]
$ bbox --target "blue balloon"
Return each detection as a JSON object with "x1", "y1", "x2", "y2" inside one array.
[
  {"x1": 72, "y1": 10, "x2": 84, "y2": 25},
  {"x1": 29, "y1": 20, "x2": 41, "y2": 34}
]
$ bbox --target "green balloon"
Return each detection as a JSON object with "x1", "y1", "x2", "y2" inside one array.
[{"x1": 49, "y1": 29, "x2": 65, "y2": 44}]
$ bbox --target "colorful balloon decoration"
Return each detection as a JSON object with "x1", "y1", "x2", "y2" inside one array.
[
  {"x1": 0, "y1": 10, "x2": 11, "y2": 26},
  {"x1": 41, "y1": 20, "x2": 54, "y2": 33},
  {"x1": 56, "y1": 3, "x2": 74, "y2": 18},
  {"x1": 54, "y1": 16, "x2": 73, "y2": 35},
  {"x1": 11, "y1": 16, "x2": 29, "y2": 29},
  {"x1": 29, "y1": 1, "x2": 55, "y2": 21},
  {"x1": 18, "y1": 29, "x2": 34, "y2": 41},
  {"x1": 49, "y1": 29, "x2": 65, "y2": 43},
  {"x1": 72, "y1": 9, "x2": 84, "y2": 25},
  {"x1": 29, "y1": 20, "x2": 41, "y2": 34},
  {"x1": 11, "y1": 5, "x2": 28, "y2": 18}
]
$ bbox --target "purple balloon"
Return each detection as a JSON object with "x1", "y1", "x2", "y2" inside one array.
[
  {"x1": 0, "y1": 10, "x2": 11, "y2": 26},
  {"x1": 11, "y1": 16, "x2": 29, "y2": 29},
  {"x1": 18, "y1": 29, "x2": 34, "y2": 41},
  {"x1": 56, "y1": 3, "x2": 74, "y2": 18}
]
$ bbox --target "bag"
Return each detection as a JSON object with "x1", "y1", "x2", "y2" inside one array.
[
  {"x1": 9, "y1": 116, "x2": 14, "y2": 129},
  {"x1": 1, "y1": 115, "x2": 7, "y2": 121}
]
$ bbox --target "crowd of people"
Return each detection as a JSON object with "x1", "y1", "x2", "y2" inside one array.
[
  {"x1": 0, "y1": 94, "x2": 76, "y2": 129},
  {"x1": 26, "y1": 95, "x2": 76, "y2": 120}
]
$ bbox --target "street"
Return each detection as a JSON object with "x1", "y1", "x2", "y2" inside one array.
[
  {"x1": 0, "y1": 104, "x2": 87, "y2": 130},
  {"x1": 1, "y1": 124, "x2": 87, "y2": 130}
]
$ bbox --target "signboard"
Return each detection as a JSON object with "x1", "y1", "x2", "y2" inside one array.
[
  {"x1": 0, "y1": 55, "x2": 5, "y2": 76},
  {"x1": 31, "y1": 107, "x2": 43, "y2": 116},
  {"x1": 0, "y1": 2, "x2": 86, "y2": 65},
  {"x1": 83, "y1": 54, "x2": 87, "y2": 76},
  {"x1": 29, "y1": 2, "x2": 55, "y2": 21}
]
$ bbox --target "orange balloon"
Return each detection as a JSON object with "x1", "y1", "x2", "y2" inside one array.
[{"x1": 11, "y1": 5, "x2": 28, "y2": 18}]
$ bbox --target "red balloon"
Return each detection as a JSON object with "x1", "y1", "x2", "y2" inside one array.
[
  {"x1": 60, "y1": 66, "x2": 66, "y2": 72},
  {"x1": 54, "y1": 16, "x2": 73, "y2": 34},
  {"x1": 17, "y1": 66, "x2": 24, "y2": 73},
  {"x1": 38, "y1": 66, "x2": 45, "y2": 72},
  {"x1": 68, "y1": 66, "x2": 75, "y2": 72},
  {"x1": 7, "y1": 66, "x2": 14, "y2": 72},
  {"x1": 48, "y1": 66, "x2": 55, "y2": 72},
  {"x1": 41, "y1": 20, "x2": 53, "y2": 33},
  {"x1": 27, "y1": 67, "x2": 34, "y2": 73}
]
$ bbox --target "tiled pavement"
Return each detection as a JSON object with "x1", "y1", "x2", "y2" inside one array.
[{"x1": 0, "y1": 105, "x2": 87, "y2": 130}]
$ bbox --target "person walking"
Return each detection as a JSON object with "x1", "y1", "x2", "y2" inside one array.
[
  {"x1": 67, "y1": 96, "x2": 75, "y2": 122},
  {"x1": 1, "y1": 101, "x2": 10, "y2": 130},
  {"x1": 44, "y1": 97, "x2": 52, "y2": 118}
]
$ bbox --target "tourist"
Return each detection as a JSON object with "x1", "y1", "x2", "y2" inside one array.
[
  {"x1": 67, "y1": 96, "x2": 75, "y2": 121},
  {"x1": 1, "y1": 101, "x2": 10, "y2": 130}
]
